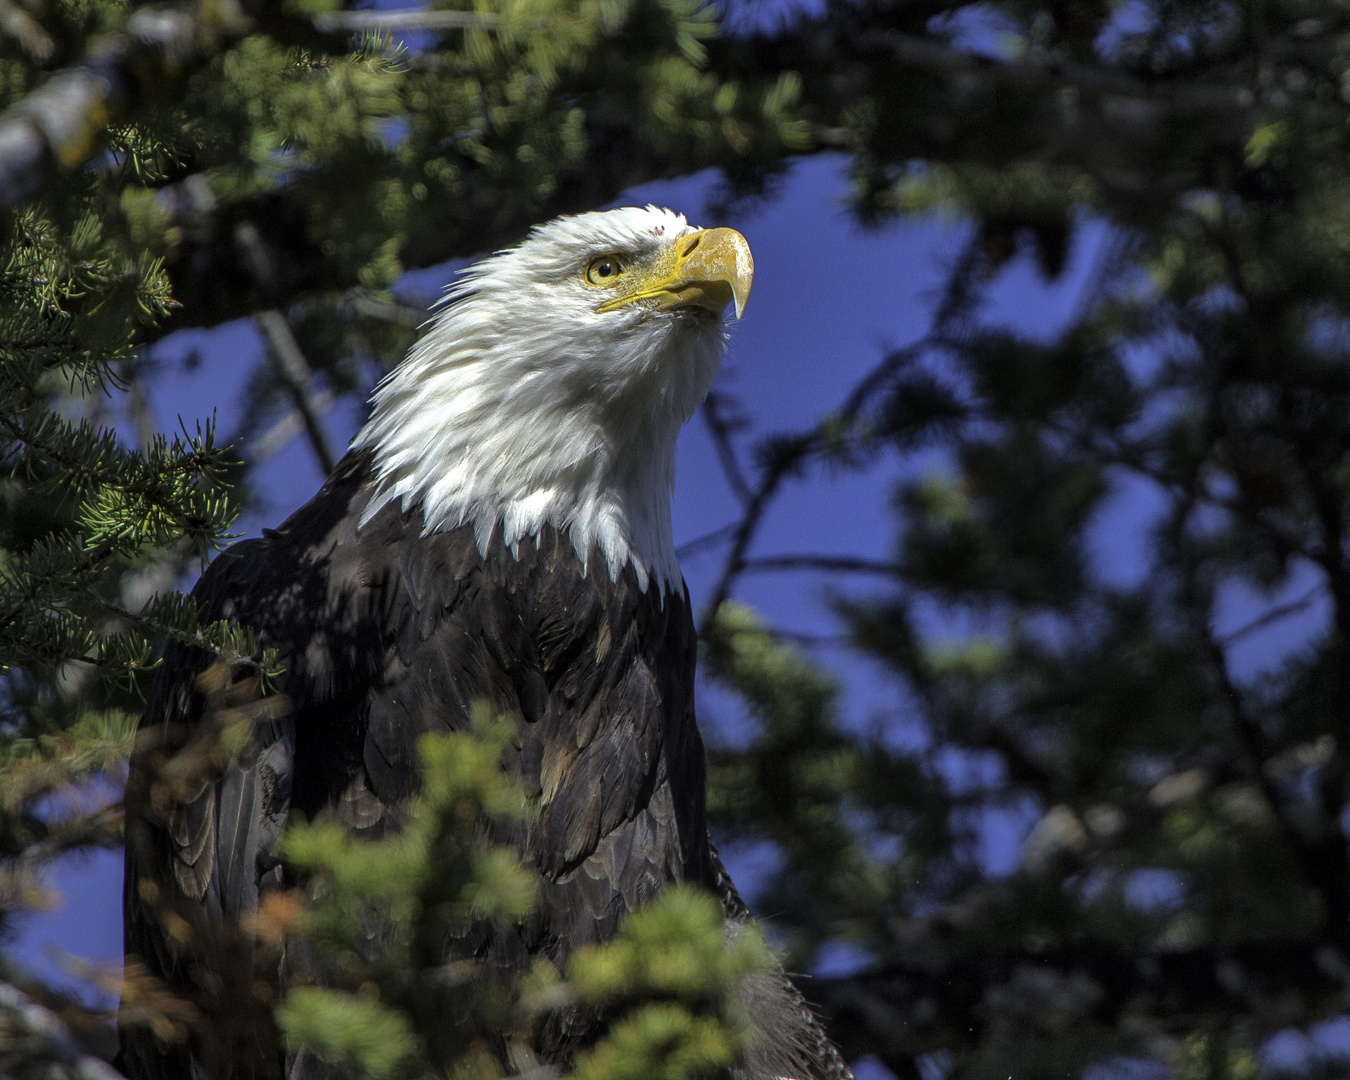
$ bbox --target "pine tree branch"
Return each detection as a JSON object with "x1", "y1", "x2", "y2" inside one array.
[
  {"x1": 95, "y1": 594, "x2": 281, "y2": 682},
  {"x1": 811, "y1": 940, "x2": 1350, "y2": 1070},
  {"x1": 700, "y1": 236, "x2": 982, "y2": 630},
  {"x1": 1194, "y1": 206, "x2": 1350, "y2": 947},
  {"x1": 1202, "y1": 597, "x2": 1350, "y2": 940},
  {"x1": 118, "y1": 356, "x2": 158, "y2": 451},
  {"x1": 701, "y1": 392, "x2": 753, "y2": 507},
  {"x1": 1216, "y1": 584, "x2": 1325, "y2": 648},
  {"x1": 253, "y1": 310, "x2": 338, "y2": 476},
  {"x1": 249, "y1": 390, "x2": 338, "y2": 465},
  {"x1": 740, "y1": 555, "x2": 905, "y2": 577},
  {"x1": 148, "y1": 136, "x2": 829, "y2": 340},
  {"x1": 674, "y1": 523, "x2": 739, "y2": 560},
  {"x1": 850, "y1": 30, "x2": 1254, "y2": 110},
  {"x1": 699, "y1": 431, "x2": 813, "y2": 627},
  {"x1": 0, "y1": 412, "x2": 122, "y2": 496},
  {"x1": 96, "y1": 7, "x2": 1267, "y2": 341},
  {"x1": 349, "y1": 296, "x2": 429, "y2": 329}
]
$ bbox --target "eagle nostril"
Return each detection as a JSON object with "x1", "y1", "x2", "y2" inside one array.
[{"x1": 679, "y1": 234, "x2": 702, "y2": 258}]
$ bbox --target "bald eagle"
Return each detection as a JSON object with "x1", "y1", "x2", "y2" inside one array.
[{"x1": 121, "y1": 207, "x2": 851, "y2": 1080}]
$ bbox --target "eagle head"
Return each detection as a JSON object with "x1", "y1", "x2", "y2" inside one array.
[{"x1": 353, "y1": 206, "x2": 755, "y2": 594}]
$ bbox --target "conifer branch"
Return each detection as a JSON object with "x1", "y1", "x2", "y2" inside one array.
[
  {"x1": 674, "y1": 523, "x2": 739, "y2": 560},
  {"x1": 1217, "y1": 585, "x2": 1325, "y2": 647},
  {"x1": 254, "y1": 310, "x2": 338, "y2": 476},
  {"x1": 700, "y1": 236, "x2": 981, "y2": 629},
  {"x1": 250, "y1": 390, "x2": 338, "y2": 465},
  {"x1": 701, "y1": 392, "x2": 753, "y2": 507},
  {"x1": 96, "y1": 593, "x2": 283, "y2": 686},
  {"x1": 854, "y1": 31, "x2": 1255, "y2": 110},
  {"x1": 739, "y1": 555, "x2": 905, "y2": 577},
  {"x1": 813, "y1": 940, "x2": 1350, "y2": 1069}
]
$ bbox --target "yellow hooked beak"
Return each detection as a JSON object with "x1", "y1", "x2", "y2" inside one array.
[{"x1": 596, "y1": 227, "x2": 754, "y2": 320}]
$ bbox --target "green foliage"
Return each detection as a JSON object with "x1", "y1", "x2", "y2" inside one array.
[
  {"x1": 276, "y1": 719, "x2": 762, "y2": 1079},
  {"x1": 569, "y1": 886, "x2": 769, "y2": 1004},
  {"x1": 570, "y1": 1002, "x2": 740, "y2": 1080},
  {"x1": 0, "y1": 194, "x2": 263, "y2": 690},
  {"x1": 281, "y1": 707, "x2": 534, "y2": 976},
  {"x1": 567, "y1": 888, "x2": 771, "y2": 1080},
  {"x1": 701, "y1": 603, "x2": 888, "y2": 963},
  {"x1": 0, "y1": 0, "x2": 807, "y2": 1068},
  {"x1": 0, "y1": 184, "x2": 259, "y2": 1004},
  {"x1": 275, "y1": 987, "x2": 419, "y2": 1079},
  {"x1": 699, "y1": 50, "x2": 1350, "y2": 1072},
  {"x1": 276, "y1": 711, "x2": 534, "y2": 1074}
]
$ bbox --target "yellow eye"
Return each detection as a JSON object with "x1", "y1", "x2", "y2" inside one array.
[{"x1": 585, "y1": 256, "x2": 624, "y2": 285}]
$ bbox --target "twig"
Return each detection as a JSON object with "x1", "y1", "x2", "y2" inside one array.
[
  {"x1": 1216, "y1": 584, "x2": 1325, "y2": 648},
  {"x1": 701, "y1": 392, "x2": 753, "y2": 507},
  {"x1": 253, "y1": 310, "x2": 337, "y2": 476},
  {"x1": 350, "y1": 295, "x2": 430, "y2": 329},
  {"x1": 740, "y1": 555, "x2": 905, "y2": 577},
  {"x1": 675, "y1": 523, "x2": 739, "y2": 560},
  {"x1": 118, "y1": 355, "x2": 158, "y2": 450},
  {"x1": 767, "y1": 629, "x2": 853, "y2": 647},
  {"x1": 859, "y1": 30, "x2": 1255, "y2": 111},
  {"x1": 1203, "y1": 610, "x2": 1350, "y2": 936},
  {"x1": 95, "y1": 594, "x2": 278, "y2": 682},
  {"x1": 700, "y1": 432, "x2": 813, "y2": 627},
  {"x1": 250, "y1": 390, "x2": 337, "y2": 464},
  {"x1": 699, "y1": 234, "x2": 985, "y2": 631}
]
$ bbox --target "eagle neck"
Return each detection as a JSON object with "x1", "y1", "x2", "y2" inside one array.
[{"x1": 351, "y1": 302, "x2": 723, "y2": 595}]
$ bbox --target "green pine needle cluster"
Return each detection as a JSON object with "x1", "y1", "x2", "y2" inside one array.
[
  {"x1": 275, "y1": 711, "x2": 536, "y2": 1077},
  {"x1": 568, "y1": 889, "x2": 771, "y2": 1080},
  {"x1": 1, "y1": 197, "x2": 254, "y2": 690},
  {"x1": 275, "y1": 710, "x2": 765, "y2": 1079}
]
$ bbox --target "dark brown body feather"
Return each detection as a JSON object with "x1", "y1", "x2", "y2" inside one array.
[{"x1": 121, "y1": 451, "x2": 849, "y2": 1080}]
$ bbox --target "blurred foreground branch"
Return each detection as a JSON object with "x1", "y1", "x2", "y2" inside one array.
[
  {"x1": 0, "y1": 1, "x2": 254, "y2": 210},
  {"x1": 0, "y1": 982, "x2": 122, "y2": 1080}
]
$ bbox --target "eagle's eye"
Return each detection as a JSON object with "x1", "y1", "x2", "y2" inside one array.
[{"x1": 584, "y1": 256, "x2": 625, "y2": 285}]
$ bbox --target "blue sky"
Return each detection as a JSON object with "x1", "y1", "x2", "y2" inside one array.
[{"x1": 10, "y1": 153, "x2": 1332, "y2": 1069}]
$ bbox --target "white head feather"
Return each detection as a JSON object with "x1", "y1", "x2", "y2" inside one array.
[{"x1": 351, "y1": 206, "x2": 731, "y2": 594}]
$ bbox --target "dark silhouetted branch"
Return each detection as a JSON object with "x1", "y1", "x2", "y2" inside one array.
[
  {"x1": 1217, "y1": 584, "x2": 1326, "y2": 648},
  {"x1": 253, "y1": 310, "x2": 337, "y2": 476},
  {"x1": 702, "y1": 392, "x2": 753, "y2": 507},
  {"x1": 675, "y1": 524, "x2": 739, "y2": 560},
  {"x1": 860, "y1": 31, "x2": 1254, "y2": 110},
  {"x1": 700, "y1": 235, "x2": 984, "y2": 631},
  {"x1": 741, "y1": 555, "x2": 904, "y2": 577},
  {"x1": 812, "y1": 940, "x2": 1350, "y2": 1071},
  {"x1": 350, "y1": 296, "x2": 430, "y2": 329}
]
